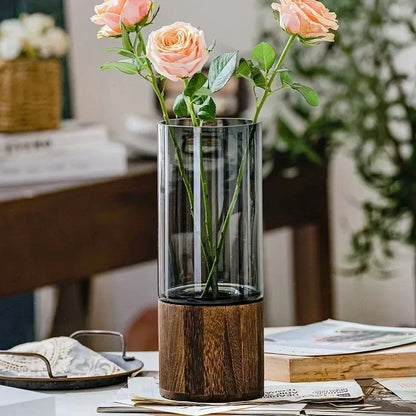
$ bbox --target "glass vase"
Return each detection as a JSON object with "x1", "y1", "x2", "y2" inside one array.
[{"x1": 158, "y1": 118, "x2": 264, "y2": 402}]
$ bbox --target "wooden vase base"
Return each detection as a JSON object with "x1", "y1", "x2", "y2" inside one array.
[{"x1": 158, "y1": 300, "x2": 264, "y2": 402}]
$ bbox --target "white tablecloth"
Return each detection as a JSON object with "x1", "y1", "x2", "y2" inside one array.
[{"x1": 44, "y1": 351, "x2": 158, "y2": 416}]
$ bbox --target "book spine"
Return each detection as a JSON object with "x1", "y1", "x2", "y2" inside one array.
[
  {"x1": 0, "y1": 125, "x2": 109, "y2": 157},
  {"x1": 0, "y1": 144, "x2": 127, "y2": 186}
]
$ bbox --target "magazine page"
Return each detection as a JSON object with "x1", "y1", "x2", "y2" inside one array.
[
  {"x1": 265, "y1": 320, "x2": 416, "y2": 356},
  {"x1": 126, "y1": 377, "x2": 363, "y2": 406},
  {"x1": 376, "y1": 377, "x2": 416, "y2": 401},
  {"x1": 303, "y1": 379, "x2": 416, "y2": 415}
]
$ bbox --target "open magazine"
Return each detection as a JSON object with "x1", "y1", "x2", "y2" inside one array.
[
  {"x1": 97, "y1": 377, "x2": 363, "y2": 415},
  {"x1": 97, "y1": 378, "x2": 416, "y2": 415},
  {"x1": 303, "y1": 379, "x2": 416, "y2": 415},
  {"x1": 265, "y1": 320, "x2": 416, "y2": 356}
]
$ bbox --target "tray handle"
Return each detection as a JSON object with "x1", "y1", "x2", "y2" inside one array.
[
  {"x1": 0, "y1": 351, "x2": 66, "y2": 379},
  {"x1": 70, "y1": 330, "x2": 135, "y2": 361}
]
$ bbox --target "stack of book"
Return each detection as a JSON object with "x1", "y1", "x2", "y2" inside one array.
[
  {"x1": 0, "y1": 121, "x2": 127, "y2": 186},
  {"x1": 264, "y1": 320, "x2": 416, "y2": 383}
]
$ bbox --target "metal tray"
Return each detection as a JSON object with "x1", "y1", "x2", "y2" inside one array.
[{"x1": 0, "y1": 330, "x2": 144, "y2": 390}]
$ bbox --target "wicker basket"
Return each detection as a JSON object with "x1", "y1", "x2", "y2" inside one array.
[{"x1": 0, "y1": 58, "x2": 62, "y2": 132}]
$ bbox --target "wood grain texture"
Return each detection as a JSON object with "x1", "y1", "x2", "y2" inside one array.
[
  {"x1": 0, "y1": 161, "x2": 331, "y2": 327},
  {"x1": 0, "y1": 164, "x2": 158, "y2": 297},
  {"x1": 264, "y1": 162, "x2": 332, "y2": 324},
  {"x1": 265, "y1": 343, "x2": 416, "y2": 382},
  {"x1": 159, "y1": 300, "x2": 264, "y2": 402},
  {"x1": 293, "y1": 224, "x2": 332, "y2": 324}
]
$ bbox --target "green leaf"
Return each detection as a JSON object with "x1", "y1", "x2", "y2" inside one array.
[
  {"x1": 184, "y1": 73, "x2": 208, "y2": 97},
  {"x1": 251, "y1": 42, "x2": 276, "y2": 71},
  {"x1": 100, "y1": 61, "x2": 139, "y2": 75},
  {"x1": 134, "y1": 59, "x2": 143, "y2": 72},
  {"x1": 236, "y1": 58, "x2": 251, "y2": 78},
  {"x1": 251, "y1": 67, "x2": 266, "y2": 89},
  {"x1": 208, "y1": 52, "x2": 238, "y2": 93},
  {"x1": 105, "y1": 47, "x2": 125, "y2": 53},
  {"x1": 292, "y1": 83, "x2": 319, "y2": 106},
  {"x1": 276, "y1": 117, "x2": 321, "y2": 163},
  {"x1": 121, "y1": 22, "x2": 133, "y2": 52},
  {"x1": 279, "y1": 70, "x2": 293, "y2": 86},
  {"x1": 198, "y1": 97, "x2": 216, "y2": 120},
  {"x1": 193, "y1": 87, "x2": 212, "y2": 98},
  {"x1": 144, "y1": 4, "x2": 159, "y2": 25},
  {"x1": 277, "y1": 117, "x2": 298, "y2": 142},
  {"x1": 135, "y1": 32, "x2": 146, "y2": 56},
  {"x1": 173, "y1": 94, "x2": 188, "y2": 117},
  {"x1": 104, "y1": 47, "x2": 136, "y2": 59},
  {"x1": 136, "y1": 41, "x2": 144, "y2": 56},
  {"x1": 118, "y1": 50, "x2": 136, "y2": 59}
]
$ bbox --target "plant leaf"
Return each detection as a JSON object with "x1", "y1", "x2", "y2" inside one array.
[
  {"x1": 105, "y1": 47, "x2": 125, "y2": 53},
  {"x1": 136, "y1": 37, "x2": 145, "y2": 56},
  {"x1": 251, "y1": 67, "x2": 266, "y2": 89},
  {"x1": 193, "y1": 87, "x2": 212, "y2": 98},
  {"x1": 280, "y1": 70, "x2": 293, "y2": 86},
  {"x1": 292, "y1": 83, "x2": 319, "y2": 106},
  {"x1": 251, "y1": 42, "x2": 276, "y2": 71},
  {"x1": 236, "y1": 58, "x2": 251, "y2": 78},
  {"x1": 208, "y1": 52, "x2": 238, "y2": 93},
  {"x1": 118, "y1": 50, "x2": 136, "y2": 59},
  {"x1": 121, "y1": 22, "x2": 133, "y2": 52},
  {"x1": 104, "y1": 47, "x2": 136, "y2": 59},
  {"x1": 173, "y1": 94, "x2": 188, "y2": 117},
  {"x1": 184, "y1": 73, "x2": 208, "y2": 97},
  {"x1": 100, "y1": 61, "x2": 138, "y2": 75},
  {"x1": 198, "y1": 97, "x2": 216, "y2": 120}
]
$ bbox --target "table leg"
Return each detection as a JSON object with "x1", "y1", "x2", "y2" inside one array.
[
  {"x1": 50, "y1": 278, "x2": 90, "y2": 337},
  {"x1": 292, "y1": 222, "x2": 332, "y2": 324}
]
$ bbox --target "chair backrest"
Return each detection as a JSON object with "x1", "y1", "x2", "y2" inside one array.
[{"x1": 126, "y1": 306, "x2": 159, "y2": 351}]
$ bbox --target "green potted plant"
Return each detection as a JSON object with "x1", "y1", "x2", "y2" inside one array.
[{"x1": 260, "y1": 0, "x2": 416, "y2": 276}]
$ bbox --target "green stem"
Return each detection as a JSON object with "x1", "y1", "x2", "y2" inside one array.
[
  {"x1": 184, "y1": 96, "x2": 215, "y2": 255},
  {"x1": 197, "y1": 125, "x2": 217, "y2": 295},
  {"x1": 136, "y1": 35, "x2": 214, "y2": 270},
  {"x1": 152, "y1": 77, "x2": 194, "y2": 210},
  {"x1": 201, "y1": 124, "x2": 257, "y2": 298},
  {"x1": 185, "y1": 94, "x2": 198, "y2": 127},
  {"x1": 201, "y1": 36, "x2": 297, "y2": 297},
  {"x1": 198, "y1": 137, "x2": 215, "y2": 257},
  {"x1": 253, "y1": 34, "x2": 296, "y2": 123},
  {"x1": 184, "y1": 94, "x2": 216, "y2": 293}
]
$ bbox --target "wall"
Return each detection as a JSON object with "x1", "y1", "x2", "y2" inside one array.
[
  {"x1": 65, "y1": 0, "x2": 258, "y2": 130},
  {"x1": 332, "y1": 151, "x2": 415, "y2": 326},
  {"x1": 61, "y1": 0, "x2": 415, "y2": 337}
]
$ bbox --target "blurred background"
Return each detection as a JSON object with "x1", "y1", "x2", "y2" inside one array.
[{"x1": 0, "y1": 0, "x2": 415, "y2": 351}]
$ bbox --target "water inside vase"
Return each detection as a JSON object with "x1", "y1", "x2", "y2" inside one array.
[{"x1": 158, "y1": 120, "x2": 263, "y2": 305}]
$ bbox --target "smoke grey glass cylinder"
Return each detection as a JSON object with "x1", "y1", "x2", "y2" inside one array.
[{"x1": 158, "y1": 118, "x2": 263, "y2": 305}]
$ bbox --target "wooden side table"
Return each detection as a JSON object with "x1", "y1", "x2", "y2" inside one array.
[{"x1": 0, "y1": 161, "x2": 331, "y2": 330}]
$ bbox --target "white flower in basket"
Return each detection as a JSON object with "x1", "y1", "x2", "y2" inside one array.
[
  {"x1": 0, "y1": 13, "x2": 69, "y2": 132},
  {"x1": 0, "y1": 13, "x2": 69, "y2": 61}
]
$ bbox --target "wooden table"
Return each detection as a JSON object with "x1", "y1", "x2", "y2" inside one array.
[{"x1": 0, "y1": 161, "x2": 331, "y2": 325}]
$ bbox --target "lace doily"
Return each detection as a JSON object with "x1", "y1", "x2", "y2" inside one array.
[{"x1": 0, "y1": 337, "x2": 124, "y2": 378}]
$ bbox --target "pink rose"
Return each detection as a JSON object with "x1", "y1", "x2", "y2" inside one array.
[
  {"x1": 91, "y1": 0, "x2": 152, "y2": 38},
  {"x1": 272, "y1": 0, "x2": 338, "y2": 42},
  {"x1": 146, "y1": 21, "x2": 209, "y2": 82}
]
